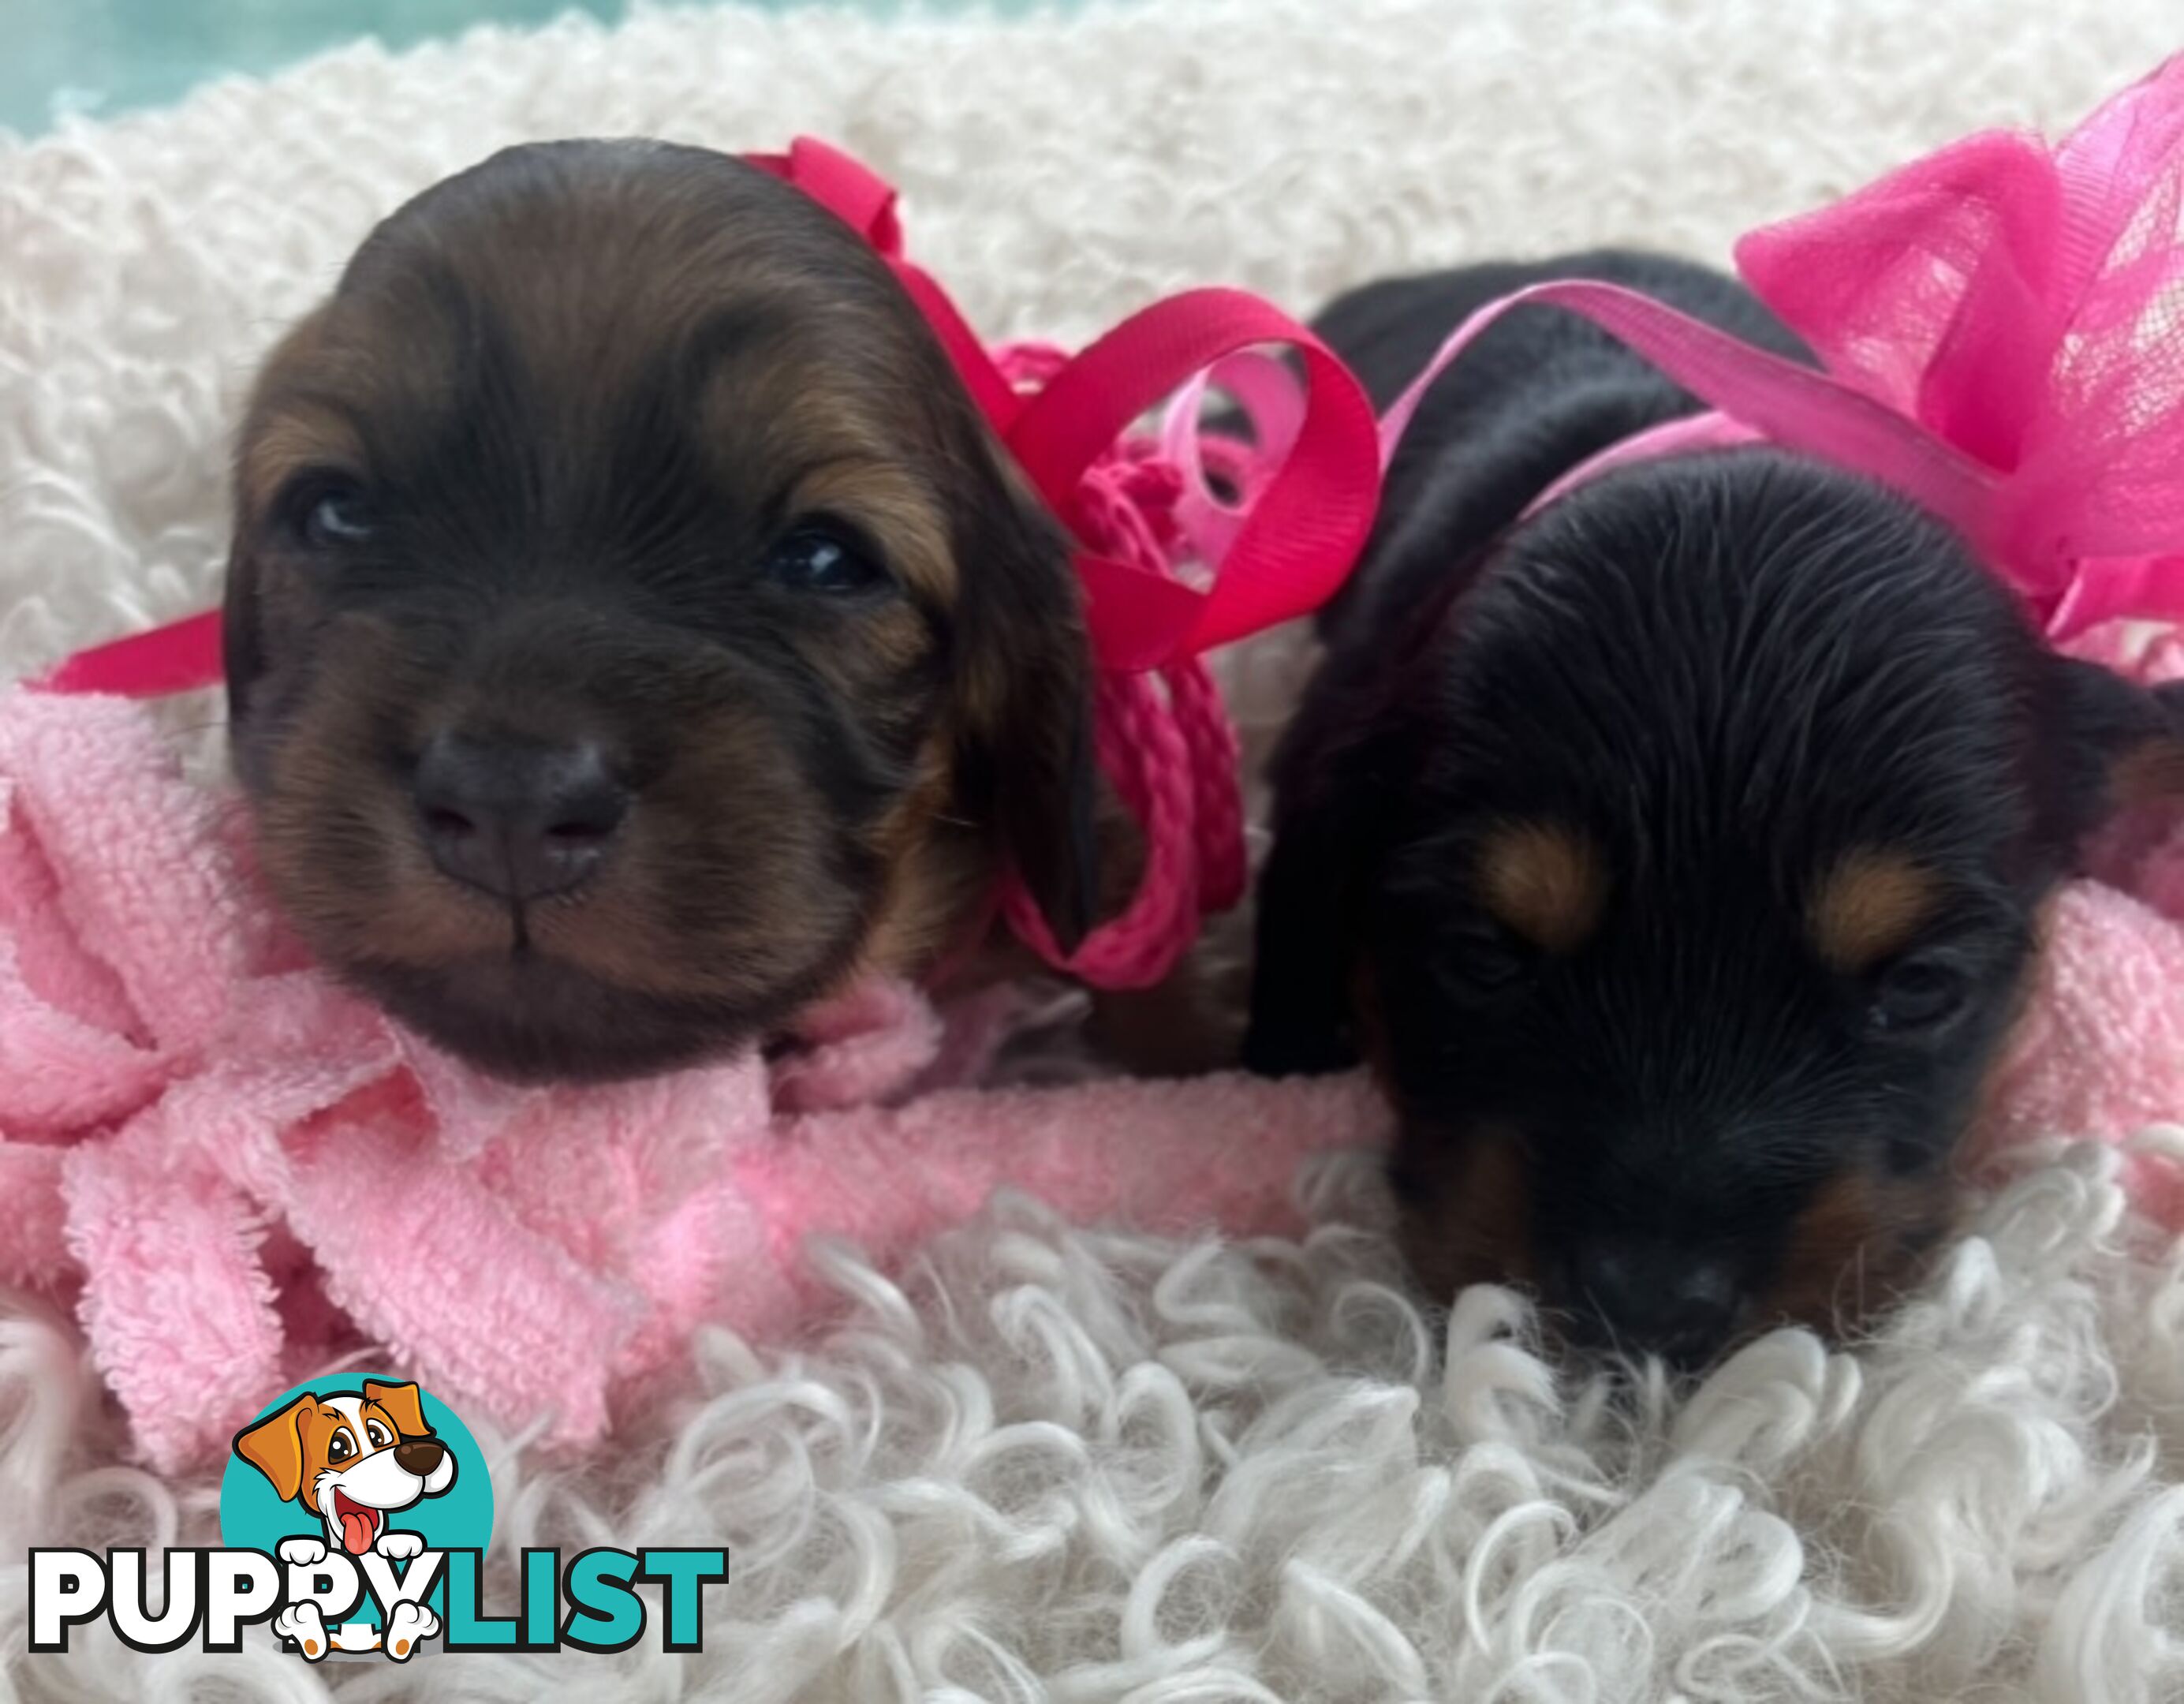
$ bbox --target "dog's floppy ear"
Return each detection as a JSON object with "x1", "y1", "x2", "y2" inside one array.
[
  {"x1": 219, "y1": 309, "x2": 328, "y2": 757},
  {"x1": 1244, "y1": 674, "x2": 1414, "y2": 1078},
  {"x1": 219, "y1": 463, "x2": 280, "y2": 797},
  {"x1": 233, "y1": 1395, "x2": 314, "y2": 1503},
  {"x1": 2040, "y1": 655, "x2": 2184, "y2": 852},
  {"x1": 220, "y1": 540, "x2": 265, "y2": 730},
  {"x1": 1245, "y1": 802, "x2": 1368, "y2": 1077},
  {"x1": 951, "y1": 456, "x2": 1103, "y2": 952},
  {"x1": 362, "y1": 1380, "x2": 432, "y2": 1439}
]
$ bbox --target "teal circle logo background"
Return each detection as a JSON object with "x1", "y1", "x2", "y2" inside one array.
[{"x1": 218, "y1": 1374, "x2": 493, "y2": 1627}]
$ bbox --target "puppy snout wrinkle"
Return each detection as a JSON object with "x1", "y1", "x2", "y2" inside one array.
[
  {"x1": 1565, "y1": 1238, "x2": 1739, "y2": 1366},
  {"x1": 414, "y1": 731, "x2": 628, "y2": 902}
]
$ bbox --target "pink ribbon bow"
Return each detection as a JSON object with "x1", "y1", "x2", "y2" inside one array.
[
  {"x1": 39, "y1": 139, "x2": 1382, "y2": 992},
  {"x1": 1739, "y1": 52, "x2": 2184, "y2": 639},
  {"x1": 1380, "y1": 52, "x2": 2184, "y2": 645}
]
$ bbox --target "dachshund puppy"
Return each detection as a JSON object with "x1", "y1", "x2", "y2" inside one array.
[
  {"x1": 1248, "y1": 252, "x2": 2184, "y2": 1366},
  {"x1": 224, "y1": 140, "x2": 1104, "y2": 1082}
]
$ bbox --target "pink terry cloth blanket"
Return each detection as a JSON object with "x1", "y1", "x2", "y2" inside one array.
[
  {"x1": 1974, "y1": 627, "x2": 2184, "y2": 1224},
  {"x1": 0, "y1": 688, "x2": 1386, "y2": 1471},
  {"x1": 2, "y1": 656, "x2": 2182, "y2": 1474}
]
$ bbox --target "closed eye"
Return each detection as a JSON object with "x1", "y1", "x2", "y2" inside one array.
[
  {"x1": 1863, "y1": 950, "x2": 1976, "y2": 1040},
  {"x1": 1857, "y1": 897, "x2": 2028, "y2": 1043},
  {"x1": 1435, "y1": 915, "x2": 1538, "y2": 1007}
]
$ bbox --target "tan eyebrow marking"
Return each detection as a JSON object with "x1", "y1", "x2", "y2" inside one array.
[
  {"x1": 1476, "y1": 820, "x2": 1607, "y2": 953},
  {"x1": 1809, "y1": 848, "x2": 1938, "y2": 972}
]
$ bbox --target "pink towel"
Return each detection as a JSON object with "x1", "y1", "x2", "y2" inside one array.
[
  {"x1": 1, "y1": 676, "x2": 2178, "y2": 1472},
  {"x1": 0, "y1": 689, "x2": 1386, "y2": 1470},
  {"x1": 1969, "y1": 626, "x2": 2184, "y2": 1221}
]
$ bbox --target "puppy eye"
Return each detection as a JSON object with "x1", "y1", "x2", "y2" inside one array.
[
  {"x1": 1867, "y1": 956, "x2": 1972, "y2": 1037},
  {"x1": 364, "y1": 1421, "x2": 393, "y2": 1448},
  {"x1": 327, "y1": 1431, "x2": 354, "y2": 1463},
  {"x1": 763, "y1": 523, "x2": 888, "y2": 596},
  {"x1": 288, "y1": 479, "x2": 375, "y2": 550},
  {"x1": 1437, "y1": 918, "x2": 1536, "y2": 1005}
]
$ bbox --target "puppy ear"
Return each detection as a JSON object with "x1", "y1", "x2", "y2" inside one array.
[
  {"x1": 219, "y1": 313, "x2": 323, "y2": 745},
  {"x1": 218, "y1": 537, "x2": 283, "y2": 802},
  {"x1": 2041, "y1": 655, "x2": 2184, "y2": 850},
  {"x1": 1244, "y1": 578, "x2": 1450, "y2": 1081},
  {"x1": 1244, "y1": 682, "x2": 1411, "y2": 1078},
  {"x1": 1245, "y1": 799, "x2": 1368, "y2": 1077},
  {"x1": 361, "y1": 1380, "x2": 431, "y2": 1439},
  {"x1": 220, "y1": 547, "x2": 267, "y2": 719},
  {"x1": 233, "y1": 1396, "x2": 312, "y2": 1503},
  {"x1": 953, "y1": 461, "x2": 1103, "y2": 952}
]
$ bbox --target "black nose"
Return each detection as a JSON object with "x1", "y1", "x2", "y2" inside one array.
[
  {"x1": 1566, "y1": 1239, "x2": 1740, "y2": 1367},
  {"x1": 394, "y1": 1437, "x2": 446, "y2": 1477},
  {"x1": 413, "y1": 732, "x2": 627, "y2": 902}
]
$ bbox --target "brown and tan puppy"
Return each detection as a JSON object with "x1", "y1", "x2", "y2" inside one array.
[{"x1": 224, "y1": 140, "x2": 1108, "y2": 1082}]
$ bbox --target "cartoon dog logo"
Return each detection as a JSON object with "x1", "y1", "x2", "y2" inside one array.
[{"x1": 232, "y1": 1379, "x2": 456, "y2": 1659}]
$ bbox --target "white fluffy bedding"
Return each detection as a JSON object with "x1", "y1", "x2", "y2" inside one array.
[{"x1": 6, "y1": 2, "x2": 2184, "y2": 1698}]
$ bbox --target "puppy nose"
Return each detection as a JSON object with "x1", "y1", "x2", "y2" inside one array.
[
  {"x1": 1566, "y1": 1239, "x2": 1740, "y2": 1366},
  {"x1": 394, "y1": 1437, "x2": 446, "y2": 1477},
  {"x1": 413, "y1": 732, "x2": 627, "y2": 902}
]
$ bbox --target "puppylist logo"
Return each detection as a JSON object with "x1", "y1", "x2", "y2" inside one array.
[{"x1": 29, "y1": 1375, "x2": 726, "y2": 1661}]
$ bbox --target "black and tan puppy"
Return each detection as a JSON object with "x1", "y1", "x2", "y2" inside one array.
[
  {"x1": 1247, "y1": 252, "x2": 2184, "y2": 1366},
  {"x1": 224, "y1": 140, "x2": 1105, "y2": 1082}
]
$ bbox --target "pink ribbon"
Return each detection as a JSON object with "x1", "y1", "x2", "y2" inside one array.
[{"x1": 1376, "y1": 53, "x2": 2184, "y2": 644}]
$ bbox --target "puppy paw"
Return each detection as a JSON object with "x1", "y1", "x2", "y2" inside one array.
[
  {"x1": 374, "y1": 1528, "x2": 425, "y2": 1561},
  {"x1": 384, "y1": 1600, "x2": 439, "y2": 1660},
  {"x1": 271, "y1": 1601, "x2": 330, "y2": 1661},
  {"x1": 276, "y1": 1536, "x2": 328, "y2": 1568}
]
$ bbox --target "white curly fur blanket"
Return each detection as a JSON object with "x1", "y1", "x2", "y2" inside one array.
[{"x1": 6, "y1": 2, "x2": 2184, "y2": 1699}]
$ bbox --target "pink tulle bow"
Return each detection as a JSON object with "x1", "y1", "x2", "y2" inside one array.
[
  {"x1": 1376, "y1": 55, "x2": 2184, "y2": 648},
  {"x1": 1737, "y1": 52, "x2": 2184, "y2": 639}
]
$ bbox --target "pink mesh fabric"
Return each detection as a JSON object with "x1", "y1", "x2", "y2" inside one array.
[
  {"x1": 1376, "y1": 55, "x2": 2184, "y2": 643},
  {"x1": 1738, "y1": 52, "x2": 2184, "y2": 636}
]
